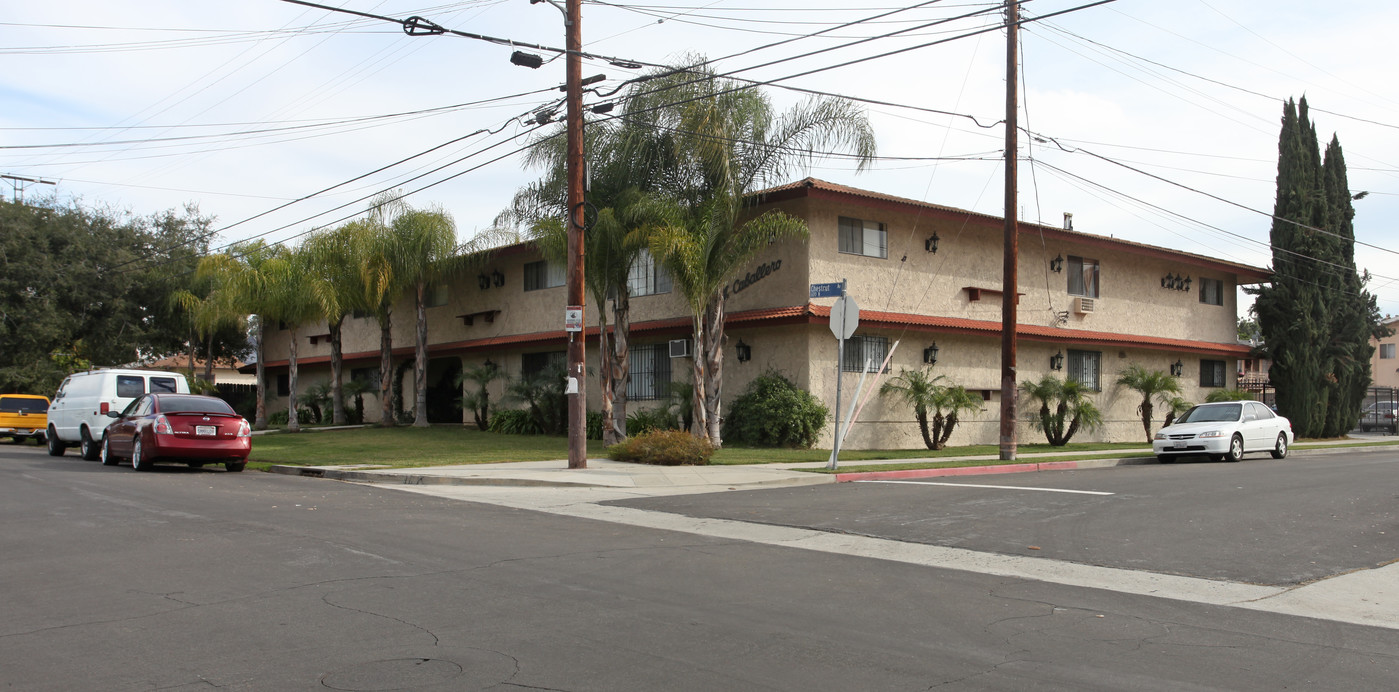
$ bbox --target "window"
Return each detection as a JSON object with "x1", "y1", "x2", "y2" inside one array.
[
  {"x1": 627, "y1": 249, "x2": 673, "y2": 297},
  {"x1": 522, "y1": 351, "x2": 566, "y2": 379},
  {"x1": 116, "y1": 375, "x2": 145, "y2": 398},
  {"x1": 426, "y1": 283, "x2": 449, "y2": 307},
  {"x1": 627, "y1": 344, "x2": 671, "y2": 400},
  {"x1": 842, "y1": 335, "x2": 890, "y2": 373},
  {"x1": 149, "y1": 376, "x2": 179, "y2": 393},
  {"x1": 276, "y1": 374, "x2": 289, "y2": 397},
  {"x1": 1067, "y1": 256, "x2": 1100, "y2": 298},
  {"x1": 1382, "y1": 344, "x2": 1396, "y2": 359},
  {"x1": 1067, "y1": 350, "x2": 1101, "y2": 391},
  {"x1": 351, "y1": 367, "x2": 380, "y2": 390},
  {"x1": 1199, "y1": 277, "x2": 1224, "y2": 306},
  {"x1": 524, "y1": 260, "x2": 565, "y2": 291},
  {"x1": 838, "y1": 216, "x2": 887, "y2": 259},
  {"x1": 1248, "y1": 401, "x2": 1274, "y2": 420},
  {"x1": 1200, "y1": 359, "x2": 1226, "y2": 388}
]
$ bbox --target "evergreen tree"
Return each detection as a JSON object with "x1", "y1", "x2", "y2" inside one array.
[{"x1": 1250, "y1": 98, "x2": 1385, "y2": 438}]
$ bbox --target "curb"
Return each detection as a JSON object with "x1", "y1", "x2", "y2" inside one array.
[
  {"x1": 265, "y1": 465, "x2": 612, "y2": 488},
  {"x1": 834, "y1": 456, "x2": 1155, "y2": 482}
]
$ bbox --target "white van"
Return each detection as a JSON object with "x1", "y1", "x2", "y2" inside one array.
[{"x1": 47, "y1": 369, "x2": 190, "y2": 459}]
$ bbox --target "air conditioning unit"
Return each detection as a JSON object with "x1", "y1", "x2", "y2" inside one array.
[
  {"x1": 1074, "y1": 296, "x2": 1096, "y2": 314},
  {"x1": 668, "y1": 339, "x2": 691, "y2": 358}
]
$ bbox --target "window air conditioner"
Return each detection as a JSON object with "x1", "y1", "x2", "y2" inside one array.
[
  {"x1": 1074, "y1": 296, "x2": 1096, "y2": 314},
  {"x1": 668, "y1": 339, "x2": 691, "y2": 358}
]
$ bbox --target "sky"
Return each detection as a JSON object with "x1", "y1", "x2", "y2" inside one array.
[{"x1": 5, "y1": 0, "x2": 1399, "y2": 317}]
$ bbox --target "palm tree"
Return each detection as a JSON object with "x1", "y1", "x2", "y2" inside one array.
[
  {"x1": 457, "y1": 360, "x2": 509, "y2": 429},
  {"x1": 1161, "y1": 396, "x2": 1193, "y2": 428},
  {"x1": 1114, "y1": 364, "x2": 1182, "y2": 443},
  {"x1": 880, "y1": 369, "x2": 985, "y2": 450},
  {"x1": 359, "y1": 193, "x2": 411, "y2": 427},
  {"x1": 388, "y1": 206, "x2": 460, "y2": 428},
  {"x1": 170, "y1": 277, "x2": 246, "y2": 386},
  {"x1": 196, "y1": 241, "x2": 279, "y2": 430},
  {"x1": 629, "y1": 60, "x2": 877, "y2": 447},
  {"x1": 301, "y1": 220, "x2": 373, "y2": 425},
  {"x1": 1022, "y1": 374, "x2": 1104, "y2": 446},
  {"x1": 261, "y1": 244, "x2": 332, "y2": 433}
]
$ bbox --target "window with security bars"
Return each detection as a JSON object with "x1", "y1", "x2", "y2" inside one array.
[
  {"x1": 842, "y1": 335, "x2": 890, "y2": 373},
  {"x1": 627, "y1": 249, "x2": 673, "y2": 297},
  {"x1": 1067, "y1": 350, "x2": 1101, "y2": 391},
  {"x1": 523, "y1": 260, "x2": 565, "y2": 291},
  {"x1": 521, "y1": 351, "x2": 566, "y2": 379},
  {"x1": 627, "y1": 344, "x2": 671, "y2": 400},
  {"x1": 1068, "y1": 256, "x2": 1100, "y2": 298},
  {"x1": 1198, "y1": 277, "x2": 1224, "y2": 306},
  {"x1": 1200, "y1": 359, "x2": 1226, "y2": 388},
  {"x1": 838, "y1": 216, "x2": 887, "y2": 259}
]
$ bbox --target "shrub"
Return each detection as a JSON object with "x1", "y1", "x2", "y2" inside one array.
[
  {"x1": 268, "y1": 407, "x2": 313, "y2": 427},
  {"x1": 627, "y1": 407, "x2": 680, "y2": 435},
  {"x1": 1205, "y1": 389, "x2": 1257, "y2": 403},
  {"x1": 488, "y1": 408, "x2": 545, "y2": 435},
  {"x1": 722, "y1": 370, "x2": 828, "y2": 448},
  {"x1": 607, "y1": 430, "x2": 714, "y2": 466},
  {"x1": 587, "y1": 410, "x2": 603, "y2": 440}
]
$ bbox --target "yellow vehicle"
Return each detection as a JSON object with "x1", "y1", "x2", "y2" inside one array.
[{"x1": 0, "y1": 394, "x2": 50, "y2": 444}]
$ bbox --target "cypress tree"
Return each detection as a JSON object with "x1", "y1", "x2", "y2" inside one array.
[{"x1": 1250, "y1": 98, "x2": 1384, "y2": 438}]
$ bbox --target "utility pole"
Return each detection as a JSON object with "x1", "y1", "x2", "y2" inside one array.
[
  {"x1": 564, "y1": 0, "x2": 587, "y2": 469},
  {"x1": 998, "y1": 0, "x2": 1019, "y2": 462},
  {"x1": 1, "y1": 174, "x2": 55, "y2": 202}
]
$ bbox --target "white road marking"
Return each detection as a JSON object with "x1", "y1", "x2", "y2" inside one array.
[{"x1": 855, "y1": 480, "x2": 1114, "y2": 495}]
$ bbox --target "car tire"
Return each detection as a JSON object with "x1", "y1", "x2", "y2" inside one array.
[
  {"x1": 131, "y1": 437, "x2": 152, "y2": 472},
  {"x1": 46, "y1": 426, "x2": 66, "y2": 456},
  {"x1": 224, "y1": 461, "x2": 246, "y2": 473},
  {"x1": 1224, "y1": 434, "x2": 1245, "y2": 462},
  {"x1": 1270, "y1": 433, "x2": 1288, "y2": 459},
  {"x1": 100, "y1": 434, "x2": 119, "y2": 466},
  {"x1": 79, "y1": 428, "x2": 101, "y2": 461}
]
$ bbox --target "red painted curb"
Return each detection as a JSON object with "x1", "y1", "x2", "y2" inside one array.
[{"x1": 835, "y1": 461, "x2": 1082, "y2": 482}]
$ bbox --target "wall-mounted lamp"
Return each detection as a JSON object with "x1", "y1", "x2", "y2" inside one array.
[
  {"x1": 483, "y1": 358, "x2": 497, "y2": 372},
  {"x1": 925, "y1": 233, "x2": 940, "y2": 254},
  {"x1": 1162, "y1": 272, "x2": 1174, "y2": 289},
  {"x1": 1170, "y1": 359, "x2": 1184, "y2": 377},
  {"x1": 1181, "y1": 275, "x2": 1192, "y2": 292},
  {"x1": 735, "y1": 339, "x2": 752, "y2": 363},
  {"x1": 1050, "y1": 350, "x2": 1065, "y2": 371},
  {"x1": 923, "y1": 342, "x2": 940, "y2": 365},
  {"x1": 510, "y1": 50, "x2": 544, "y2": 69},
  {"x1": 1161, "y1": 273, "x2": 1192, "y2": 292},
  {"x1": 477, "y1": 274, "x2": 491, "y2": 290},
  {"x1": 492, "y1": 270, "x2": 505, "y2": 288},
  {"x1": 1050, "y1": 254, "x2": 1064, "y2": 273}
]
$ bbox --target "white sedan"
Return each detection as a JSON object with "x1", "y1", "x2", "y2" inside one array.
[{"x1": 1153, "y1": 401, "x2": 1293, "y2": 463}]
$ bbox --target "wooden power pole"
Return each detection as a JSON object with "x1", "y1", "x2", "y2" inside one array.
[
  {"x1": 565, "y1": 0, "x2": 587, "y2": 469},
  {"x1": 998, "y1": 0, "x2": 1020, "y2": 461}
]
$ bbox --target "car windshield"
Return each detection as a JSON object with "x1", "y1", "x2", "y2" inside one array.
[
  {"x1": 1177, "y1": 404, "x2": 1242, "y2": 423},
  {"x1": 158, "y1": 396, "x2": 235, "y2": 415},
  {"x1": 0, "y1": 397, "x2": 47, "y2": 413}
]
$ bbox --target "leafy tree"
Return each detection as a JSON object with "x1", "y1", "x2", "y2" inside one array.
[
  {"x1": 1249, "y1": 98, "x2": 1388, "y2": 437},
  {"x1": 1022, "y1": 374, "x2": 1103, "y2": 446},
  {"x1": 195, "y1": 241, "x2": 280, "y2": 429},
  {"x1": 1114, "y1": 364, "x2": 1181, "y2": 443},
  {"x1": 879, "y1": 368, "x2": 984, "y2": 450},
  {"x1": 629, "y1": 60, "x2": 876, "y2": 447}
]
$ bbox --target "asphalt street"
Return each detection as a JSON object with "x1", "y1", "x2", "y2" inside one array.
[{"x1": 3, "y1": 442, "x2": 1398, "y2": 691}]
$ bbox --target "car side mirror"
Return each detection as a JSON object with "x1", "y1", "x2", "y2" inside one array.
[{"x1": 105, "y1": 411, "x2": 122, "y2": 418}]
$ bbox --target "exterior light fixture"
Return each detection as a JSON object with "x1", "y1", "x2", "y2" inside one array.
[
  {"x1": 925, "y1": 233, "x2": 940, "y2": 253},
  {"x1": 1162, "y1": 273, "x2": 1174, "y2": 289},
  {"x1": 483, "y1": 359, "x2": 496, "y2": 371},
  {"x1": 1050, "y1": 255, "x2": 1064, "y2": 273},
  {"x1": 510, "y1": 51, "x2": 544, "y2": 69},
  {"x1": 478, "y1": 274, "x2": 490, "y2": 290},
  {"x1": 735, "y1": 339, "x2": 752, "y2": 363},
  {"x1": 1182, "y1": 276, "x2": 1192, "y2": 292},
  {"x1": 923, "y1": 342, "x2": 940, "y2": 365},
  {"x1": 1050, "y1": 350, "x2": 1065, "y2": 371},
  {"x1": 1170, "y1": 359, "x2": 1184, "y2": 376},
  {"x1": 492, "y1": 270, "x2": 505, "y2": 287}
]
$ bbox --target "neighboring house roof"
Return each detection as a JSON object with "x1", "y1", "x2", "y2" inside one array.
[{"x1": 752, "y1": 177, "x2": 1273, "y2": 283}]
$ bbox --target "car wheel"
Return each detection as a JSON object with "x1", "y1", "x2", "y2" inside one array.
[
  {"x1": 224, "y1": 461, "x2": 246, "y2": 473},
  {"x1": 79, "y1": 429, "x2": 100, "y2": 461},
  {"x1": 1224, "y1": 434, "x2": 1244, "y2": 462},
  {"x1": 100, "y1": 435, "x2": 119, "y2": 466},
  {"x1": 131, "y1": 437, "x2": 151, "y2": 472},
  {"x1": 46, "y1": 426, "x2": 66, "y2": 456},
  {"x1": 1270, "y1": 433, "x2": 1288, "y2": 459}
]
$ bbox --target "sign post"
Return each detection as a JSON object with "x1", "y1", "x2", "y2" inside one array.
[{"x1": 824, "y1": 281, "x2": 858, "y2": 470}]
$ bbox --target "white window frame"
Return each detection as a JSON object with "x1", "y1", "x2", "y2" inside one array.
[
  {"x1": 1067, "y1": 256, "x2": 1100, "y2": 298},
  {"x1": 838, "y1": 216, "x2": 887, "y2": 259},
  {"x1": 524, "y1": 260, "x2": 565, "y2": 292}
]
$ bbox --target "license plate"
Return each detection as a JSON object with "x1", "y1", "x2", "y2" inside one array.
[
  {"x1": 195, "y1": 425, "x2": 216, "y2": 436},
  {"x1": 1172, "y1": 441, "x2": 1186, "y2": 449}
]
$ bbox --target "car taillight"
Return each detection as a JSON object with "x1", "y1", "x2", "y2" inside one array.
[
  {"x1": 153, "y1": 414, "x2": 173, "y2": 435},
  {"x1": 100, "y1": 402, "x2": 109, "y2": 414},
  {"x1": 236, "y1": 419, "x2": 251, "y2": 438}
]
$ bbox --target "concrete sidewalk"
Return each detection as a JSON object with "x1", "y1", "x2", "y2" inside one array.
[{"x1": 264, "y1": 439, "x2": 1385, "y2": 490}]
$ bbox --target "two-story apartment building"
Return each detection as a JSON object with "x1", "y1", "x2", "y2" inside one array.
[
  {"x1": 1369, "y1": 316, "x2": 1399, "y2": 389},
  {"x1": 255, "y1": 178, "x2": 1269, "y2": 449}
]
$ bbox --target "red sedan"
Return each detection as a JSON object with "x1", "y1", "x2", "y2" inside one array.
[{"x1": 99, "y1": 393, "x2": 251, "y2": 472}]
